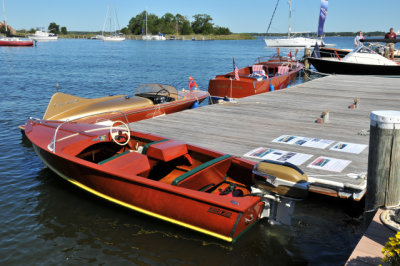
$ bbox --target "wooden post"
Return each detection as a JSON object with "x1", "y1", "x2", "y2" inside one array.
[
  {"x1": 304, "y1": 47, "x2": 311, "y2": 70},
  {"x1": 366, "y1": 111, "x2": 400, "y2": 213}
]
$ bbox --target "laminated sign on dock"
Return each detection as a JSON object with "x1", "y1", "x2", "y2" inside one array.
[{"x1": 132, "y1": 74, "x2": 400, "y2": 201}]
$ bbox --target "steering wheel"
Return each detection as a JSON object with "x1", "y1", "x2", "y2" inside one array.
[
  {"x1": 154, "y1": 88, "x2": 170, "y2": 104},
  {"x1": 110, "y1": 120, "x2": 131, "y2": 146}
]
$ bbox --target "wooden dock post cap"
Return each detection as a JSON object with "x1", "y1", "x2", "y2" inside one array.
[{"x1": 370, "y1": 110, "x2": 400, "y2": 129}]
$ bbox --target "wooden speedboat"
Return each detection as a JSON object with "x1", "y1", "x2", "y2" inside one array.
[
  {"x1": 309, "y1": 46, "x2": 400, "y2": 75},
  {"x1": 208, "y1": 57, "x2": 304, "y2": 101},
  {"x1": 25, "y1": 118, "x2": 309, "y2": 242},
  {"x1": 20, "y1": 84, "x2": 208, "y2": 130},
  {"x1": 0, "y1": 37, "x2": 33, "y2": 46}
]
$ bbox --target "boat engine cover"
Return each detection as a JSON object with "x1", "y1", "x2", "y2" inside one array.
[{"x1": 253, "y1": 160, "x2": 309, "y2": 199}]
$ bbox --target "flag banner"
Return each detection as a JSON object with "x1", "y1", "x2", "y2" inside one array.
[
  {"x1": 188, "y1": 76, "x2": 198, "y2": 90},
  {"x1": 318, "y1": 0, "x2": 328, "y2": 36},
  {"x1": 233, "y1": 57, "x2": 240, "y2": 80}
]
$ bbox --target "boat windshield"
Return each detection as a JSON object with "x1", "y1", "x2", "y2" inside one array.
[
  {"x1": 343, "y1": 46, "x2": 376, "y2": 60},
  {"x1": 134, "y1": 84, "x2": 178, "y2": 96}
]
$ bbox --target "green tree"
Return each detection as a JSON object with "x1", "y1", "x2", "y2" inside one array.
[
  {"x1": 120, "y1": 27, "x2": 129, "y2": 35},
  {"x1": 28, "y1": 28, "x2": 35, "y2": 34},
  {"x1": 0, "y1": 25, "x2": 6, "y2": 34},
  {"x1": 48, "y1": 22, "x2": 60, "y2": 34},
  {"x1": 191, "y1": 14, "x2": 213, "y2": 34},
  {"x1": 160, "y1": 13, "x2": 175, "y2": 34},
  {"x1": 180, "y1": 20, "x2": 193, "y2": 35},
  {"x1": 60, "y1": 26, "x2": 67, "y2": 35},
  {"x1": 214, "y1": 26, "x2": 231, "y2": 35},
  {"x1": 127, "y1": 11, "x2": 146, "y2": 34}
]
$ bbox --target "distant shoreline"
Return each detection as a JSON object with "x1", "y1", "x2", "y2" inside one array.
[
  {"x1": 15, "y1": 32, "x2": 256, "y2": 40},
  {"x1": 13, "y1": 31, "x2": 389, "y2": 40}
]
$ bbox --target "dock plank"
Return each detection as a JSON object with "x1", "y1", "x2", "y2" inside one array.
[{"x1": 131, "y1": 75, "x2": 400, "y2": 200}]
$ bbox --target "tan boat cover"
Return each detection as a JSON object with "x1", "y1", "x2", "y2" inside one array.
[{"x1": 43, "y1": 92, "x2": 154, "y2": 120}]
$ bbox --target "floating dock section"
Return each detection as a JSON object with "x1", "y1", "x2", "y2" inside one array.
[{"x1": 132, "y1": 75, "x2": 400, "y2": 201}]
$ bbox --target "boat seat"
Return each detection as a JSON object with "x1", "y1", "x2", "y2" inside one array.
[
  {"x1": 146, "y1": 140, "x2": 188, "y2": 162},
  {"x1": 277, "y1": 65, "x2": 290, "y2": 75},
  {"x1": 171, "y1": 154, "x2": 231, "y2": 187},
  {"x1": 98, "y1": 150, "x2": 151, "y2": 174}
]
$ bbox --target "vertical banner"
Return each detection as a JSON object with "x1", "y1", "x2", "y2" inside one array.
[{"x1": 318, "y1": 0, "x2": 328, "y2": 36}]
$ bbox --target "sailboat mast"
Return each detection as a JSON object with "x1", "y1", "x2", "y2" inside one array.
[
  {"x1": 2, "y1": 0, "x2": 7, "y2": 33},
  {"x1": 102, "y1": 4, "x2": 109, "y2": 36},
  {"x1": 288, "y1": 0, "x2": 291, "y2": 38},
  {"x1": 145, "y1": 9, "x2": 148, "y2": 35},
  {"x1": 109, "y1": 6, "x2": 112, "y2": 36}
]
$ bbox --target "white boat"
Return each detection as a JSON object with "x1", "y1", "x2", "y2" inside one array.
[
  {"x1": 28, "y1": 29, "x2": 58, "y2": 41},
  {"x1": 265, "y1": 33, "x2": 325, "y2": 47},
  {"x1": 101, "y1": 4, "x2": 125, "y2": 42},
  {"x1": 141, "y1": 9, "x2": 166, "y2": 41},
  {"x1": 264, "y1": 0, "x2": 332, "y2": 47},
  {"x1": 308, "y1": 45, "x2": 400, "y2": 75},
  {"x1": 151, "y1": 33, "x2": 166, "y2": 41}
]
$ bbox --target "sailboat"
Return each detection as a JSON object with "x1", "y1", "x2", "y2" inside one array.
[
  {"x1": 101, "y1": 4, "x2": 125, "y2": 42},
  {"x1": 0, "y1": 0, "x2": 33, "y2": 46},
  {"x1": 141, "y1": 9, "x2": 165, "y2": 41},
  {"x1": 264, "y1": 0, "x2": 332, "y2": 47}
]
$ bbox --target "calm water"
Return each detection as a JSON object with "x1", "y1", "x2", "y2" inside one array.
[{"x1": 1, "y1": 37, "x2": 367, "y2": 265}]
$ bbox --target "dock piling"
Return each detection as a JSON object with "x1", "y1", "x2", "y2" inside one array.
[
  {"x1": 304, "y1": 47, "x2": 311, "y2": 71},
  {"x1": 366, "y1": 111, "x2": 400, "y2": 213}
]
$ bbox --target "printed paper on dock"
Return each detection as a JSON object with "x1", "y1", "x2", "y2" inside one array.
[
  {"x1": 272, "y1": 135, "x2": 334, "y2": 149},
  {"x1": 330, "y1": 142, "x2": 368, "y2": 154},
  {"x1": 307, "y1": 156, "x2": 351, "y2": 172},
  {"x1": 243, "y1": 147, "x2": 313, "y2": 166}
]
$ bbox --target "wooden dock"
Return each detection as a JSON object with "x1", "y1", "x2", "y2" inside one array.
[
  {"x1": 131, "y1": 74, "x2": 400, "y2": 200},
  {"x1": 346, "y1": 208, "x2": 394, "y2": 265}
]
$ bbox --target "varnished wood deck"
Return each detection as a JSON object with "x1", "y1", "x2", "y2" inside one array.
[{"x1": 131, "y1": 75, "x2": 400, "y2": 200}]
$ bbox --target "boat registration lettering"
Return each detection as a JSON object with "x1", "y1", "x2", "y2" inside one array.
[{"x1": 208, "y1": 206, "x2": 232, "y2": 218}]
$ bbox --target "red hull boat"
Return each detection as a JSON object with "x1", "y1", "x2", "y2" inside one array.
[
  {"x1": 25, "y1": 118, "x2": 309, "y2": 242},
  {"x1": 208, "y1": 57, "x2": 303, "y2": 101},
  {"x1": 0, "y1": 37, "x2": 34, "y2": 46}
]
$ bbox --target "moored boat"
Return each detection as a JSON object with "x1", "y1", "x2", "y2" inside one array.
[
  {"x1": 208, "y1": 57, "x2": 304, "y2": 101},
  {"x1": 308, "y1": 45, "x2": 400, "y2": 75},
  {"x1": 20, "y1": 83, "x2": 208, "y2": 130},
  {"x1": 101, "y1": 4, "x2": 125, "y2": 42},
  {"x1": 0, "y1": 37, "x2": 33, "y2": 46},
  {"x1": 28, "y1": 29, "x2": 58, "y2": 41},
  {"x1": 25, "y1": 117, "x2": 309, "y2": 242},
  {"x1": 0, "y1": 0, "x2": 34, "y2": 46},
  {"x1": 264, "y1": 0, "x2": 334, "y2": 48}
]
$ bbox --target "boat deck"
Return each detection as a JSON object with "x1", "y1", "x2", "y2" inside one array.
[{"x1": 131, "y1": 75, "x2": 400, "y2": 201}]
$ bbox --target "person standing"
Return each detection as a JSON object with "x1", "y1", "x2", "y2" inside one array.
[
  {"x1": 385, "y1": 27, "x2": 397, "y2": 60},
  {"x1": 354, "y1": 31, "x2": 364, "y2": 47}
]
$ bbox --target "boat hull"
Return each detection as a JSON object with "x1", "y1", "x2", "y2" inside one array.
[
  {"x1": 264, "y1": 37, "x2": 324, "y2": 47},
  {"x1": 308, "y1": 57, "x2": 400, "y2": 75},
  {"x1": 208, "y1": 61, "x2": 303, "y2": 100},
  {"x1": 0, "y1": 39, "x2": 33, "y2": 46}
]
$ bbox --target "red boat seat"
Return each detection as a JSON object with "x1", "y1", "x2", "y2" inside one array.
[
  {"x1": 146, "y1": 140, "x2": 188, "y2": 162},
  {"x1": 99, "y1": 150, "x2": 151, "y2": 174}
]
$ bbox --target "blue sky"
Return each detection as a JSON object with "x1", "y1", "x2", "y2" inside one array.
[{"x1": 3, "y1": 0, "x2": 399, "y2": 33}]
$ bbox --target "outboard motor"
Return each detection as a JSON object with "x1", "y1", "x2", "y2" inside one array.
[
  {"x1": 251, "y1": 160, "x2": 309, "y2": 225},
  {"x1": 252, "y1": 160, "x2": 309, "y2": 199}
]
